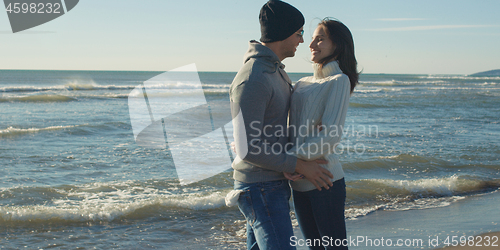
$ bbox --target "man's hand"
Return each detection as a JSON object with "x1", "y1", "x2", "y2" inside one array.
[
  {"x1": 284, "y1": 172, "x2": 304, "y2": 181},
  {"x1": 294, "y1": 159, "x2": 333, "y2": 191},
  {"x1": 231, "y1": 141, "x2": 236, "y2": 154}
]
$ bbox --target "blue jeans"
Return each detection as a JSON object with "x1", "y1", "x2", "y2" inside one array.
[
  {"x1": 293, "y1": 178, "x2": 347, "y2": 250},
  {"x1": 235, "y1": 180, "x2": 296, "y2": 250}
]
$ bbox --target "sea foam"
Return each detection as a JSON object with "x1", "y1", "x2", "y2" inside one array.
[
  {"x1": 0, "y1": 125, "x2": 81, "y2": 137},
  {"x1": 0, "y1": 180, "x2": 230, "y2": 224}
]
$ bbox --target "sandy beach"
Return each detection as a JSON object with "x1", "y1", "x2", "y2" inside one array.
[{"x1": 295, "y1": 189, "x2": 500, "y2": 249}]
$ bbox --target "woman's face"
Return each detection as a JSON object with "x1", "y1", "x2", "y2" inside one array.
[{"x1": 309, "y1": 25, "x2": 336, "y2": 63}]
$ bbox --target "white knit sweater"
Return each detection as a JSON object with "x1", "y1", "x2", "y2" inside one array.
[{"x1": 288, "y1": 61, "x2": 351, "y2": 192}]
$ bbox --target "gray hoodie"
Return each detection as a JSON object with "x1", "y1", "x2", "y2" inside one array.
[{"x1": 230, "y1": 41, "x2": 297, "y2": 183}]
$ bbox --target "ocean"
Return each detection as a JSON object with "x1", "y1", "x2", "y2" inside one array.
[{"x1": 1, "y1": 69, "x2": 499, "y2": 249}]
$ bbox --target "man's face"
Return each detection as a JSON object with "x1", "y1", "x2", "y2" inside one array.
[{"x1": 281, "y1": 27, "x2": 304, "y2": 59}]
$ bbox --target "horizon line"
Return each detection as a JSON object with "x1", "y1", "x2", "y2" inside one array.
[{"x1": 0, "y1": 68, "x2": 488, "y2": 76}]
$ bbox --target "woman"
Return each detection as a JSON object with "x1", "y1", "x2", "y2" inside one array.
[{"x1": 285, "y1": 18, "x2": 359, "y2": 249}]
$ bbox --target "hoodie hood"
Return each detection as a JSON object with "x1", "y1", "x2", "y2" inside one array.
[{"x1": 244, "y1": 40, "x2": 284, "y2": 73}]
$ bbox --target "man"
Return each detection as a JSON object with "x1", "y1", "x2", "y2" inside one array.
[{"x1": 229, "y1": 1, "x2": 334, "y2": 249}]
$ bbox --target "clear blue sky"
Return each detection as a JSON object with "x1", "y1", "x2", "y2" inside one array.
[{"x1": 1, "y1": 0, "x2": 499, "y2": 74}]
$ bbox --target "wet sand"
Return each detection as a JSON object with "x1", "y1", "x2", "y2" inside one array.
[{"x1": 294, "y1": 190, "x2": 500, "y2": 249}]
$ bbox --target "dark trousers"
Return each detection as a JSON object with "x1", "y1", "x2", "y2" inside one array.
[{"x1": 293, "y1": 178, "x2": 348, "y2": 250}]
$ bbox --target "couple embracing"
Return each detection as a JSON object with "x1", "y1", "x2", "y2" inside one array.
[{"x1": 228, "y1": 0, "x2": 359, "y2": 249}]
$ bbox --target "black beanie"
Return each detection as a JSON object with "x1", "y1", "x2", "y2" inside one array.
[{"x1": 259, "y1": 0, "x2": 305, "y2": 43}]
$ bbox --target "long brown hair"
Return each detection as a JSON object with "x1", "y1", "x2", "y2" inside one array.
[{"x1": 317, "y1": 18, "x2": 359, "y2": 93}]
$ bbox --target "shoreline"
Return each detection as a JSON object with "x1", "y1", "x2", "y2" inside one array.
[{"x1": 295, "y1": 189, "x2": 500, "y2": 249}]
